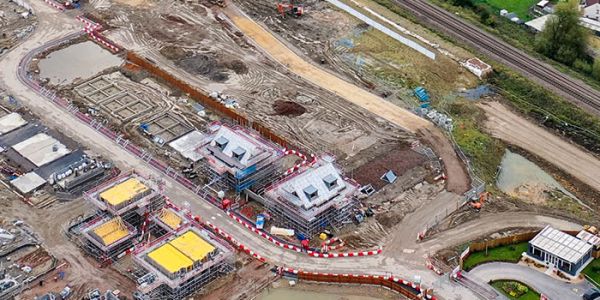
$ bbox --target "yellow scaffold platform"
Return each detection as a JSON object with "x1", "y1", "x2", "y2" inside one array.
[{"x1": 100, "y1": 178, "x2": 149, "y2": 206}]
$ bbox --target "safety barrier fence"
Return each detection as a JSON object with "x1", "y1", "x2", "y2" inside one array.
[
  {"x1": 281, "y1": 268, "x2": 436, "y2": 300},
  {"x1": 41, "y1": 0, "x2": 64, "y2": 11},
  {"x1": 227, "y1": 210, "x2": 383, "y2": 257},
  {"x1": 13, "y1": 18, "x2": 442, "y2": 300}
]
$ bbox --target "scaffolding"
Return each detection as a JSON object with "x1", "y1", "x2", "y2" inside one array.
[
  {"x1": 81, "y1": 216, "x2": 138, "y2": 261},
  {"x1": 132, "y1": 227, "x2": 234, "y2": 300},
  {"x1": 84, "y1": 171, "x2": 165, "y2": 216},
  {"x1": 196, "y1": 122, "x2": 283, "y2": 194},
  {"x1": 250, "y1": 157, "x2": 359, "y2": 236}
]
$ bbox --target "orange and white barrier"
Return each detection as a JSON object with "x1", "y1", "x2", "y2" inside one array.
[
  {"x1": 306, "y1": 247, "x2": 382, "y2": 258},
  {"x1": 42, "y1": 0, "x2": 65, "y2": 11},
  {"x1": 76, "y1": 15, "x2": 120, "y2": 53},
  {"x1": 283, "y1": 149, "x2": 317, "y2": 175},
  {"x1": 226, "y1": 211, "x2": 382, "y2": 258},
  {"x1": 205, "y1": 221, "x2": 266, "y2": 262}
]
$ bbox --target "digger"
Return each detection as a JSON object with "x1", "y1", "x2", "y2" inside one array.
[
  {"x1": 469, "y1": 192, "x2": 490, "y2": 211},
  {"x1": 277, "y1": 0, "x2": 304, "y2": 18}
]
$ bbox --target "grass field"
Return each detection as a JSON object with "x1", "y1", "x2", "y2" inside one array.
[
  {"x1": 583, "y1": 259, "x2": 600, "y2": 287},
  {"x1": 491, "y1": 280, "x2": 541, "y2": 300},
  {"x1": 475, "y1": 0, "x2": 538, "y2": 20},
  {"x1": 463, "y1": 242, "x2": 528, "y2": 271}
]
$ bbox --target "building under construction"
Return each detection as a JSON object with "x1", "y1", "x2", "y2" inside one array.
[
  {"x1": 132, "y1": 226, "x2": 233, "y2": 300},
  {"x1": 75, "y1": 171, "x2": 165, "y2": 262},
  {"x1": 259, "y1": 155, "x2": 358, "y2": 236},
  {"x1": 196, "y1": 122, "x2": 283, "y2": 193}
]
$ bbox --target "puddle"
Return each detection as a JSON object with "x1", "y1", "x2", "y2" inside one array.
[
  {"x1": 38, "y1": 41, "x2": 123, "y2": 85},
  {"x1": 459, "y1": 85, "x2": 493, "y2": 100},
  {"x1": 496, "y1": 150, "x2": 580, "y2": 204},
  {"x1": 258, "y1": 288, "x2": 383, "y2": 300}
]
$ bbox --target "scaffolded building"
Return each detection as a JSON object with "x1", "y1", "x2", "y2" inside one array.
[
  {"x1": 260, "y1": 155, "x2": 358, "y2": 236},
  {"x1": 197, "y1": 122, "x2": 283, "y2": 193},
  {"x1": 78, "y1": 171, "x2": 165, "y2": 261},
  {"x1": 133, "y1": 227, "x2": 233, "y2": 300}
]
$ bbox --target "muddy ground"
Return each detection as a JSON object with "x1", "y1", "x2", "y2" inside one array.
[
  {"x1": 0, "y1": 187, "x2": 136, "y2": 299},
  {"x1": 0, "y1": 0, "x2": 36, "y2": 54}
]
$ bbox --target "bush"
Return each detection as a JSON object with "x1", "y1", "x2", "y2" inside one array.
[
  {"x1": 593, "y1": 59, "x2": 600, "y2": 80},
  {"x1": 502, "y1": 281, "x2": 529, "y2": 297},
  {"x1": 574, "y1": 59, "x2": 592, "y2": 74}
]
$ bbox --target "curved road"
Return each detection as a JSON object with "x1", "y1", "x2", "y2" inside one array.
[
  {"x1": 398, "y1": 0, "x2": 600, "y2": 116},
  {"x1": 0, "y1": 1, "x2": 585, "y2": 299},
  {"x1": 470, "y1": 262, "x2": 593, "y2": 300}
]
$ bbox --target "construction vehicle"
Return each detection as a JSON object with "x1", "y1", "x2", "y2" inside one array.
[
  {"x1": 469, "y1": 192, "x2": 489, "y2": 211},
  {"x1": 277, "y1": 0, "x2": 304, "y2": 18}
]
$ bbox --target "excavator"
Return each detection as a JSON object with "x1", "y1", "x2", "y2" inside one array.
[
  {"x1": 277, "y1": 0, "x2": 304, "y2": 18},
  {"x1": 469, "y1": 192, "x2": 490, "y2": 211}
]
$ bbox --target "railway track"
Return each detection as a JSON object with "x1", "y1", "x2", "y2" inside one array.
[{"x1": 398, "y1": 0, "x2": 600, "y2": 116}]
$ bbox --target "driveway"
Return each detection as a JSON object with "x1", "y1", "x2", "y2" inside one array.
[{"x1": 469, "y1": 262, "x2": 593, "y2": 300}]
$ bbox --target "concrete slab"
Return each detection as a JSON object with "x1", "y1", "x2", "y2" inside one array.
[
  {"x1": 12, "y1": 133, "x2": 71, "y2": 167},
  {"x1": 168, "y1": 130, "x2": 205, "y2": 162},
  {"x1": 0, "y1": 113, "x2": 27, "y2": 135},
  {"x1": 10, "y1": 172, "x2": 46, "y2": 194}
]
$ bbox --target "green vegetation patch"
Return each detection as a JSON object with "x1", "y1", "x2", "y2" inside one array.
[
  {"x1": 447, "y1": 101, "x2": 505, "y2": 183},
  {"x1": 463, "y1": 242, "x2": 528, "y2": 271},
  {"x1": 583, "y1": 259, "x2": 600, "y2": 287},
  {"x1": 491, "y1": 280, "x2": 541, "y2": 300},
  {"x1": 474, "y1": 0, "x2": 537, "y2": 20}
]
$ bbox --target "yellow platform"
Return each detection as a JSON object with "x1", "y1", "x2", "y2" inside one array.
[
  {"x1": 100, "y1": 178, "x2": 149, "y2": 206},
  {"x1": 92, "y1": 218, "x2": 129, "y2": 246},
  {"x1": 148, "y1": 243, "x2": 193, "y2": 274},
  {"x1": 159, "y1": 209, "x2": 182, "y2": 230},
  {"x1": 169, "y1": 231, "x2": 215, "y2": 262},
  {"x1": 147, "y1": 230, "x2": 216, "y2": 275}
]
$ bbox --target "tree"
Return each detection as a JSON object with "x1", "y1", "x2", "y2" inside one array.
[
  {"x1": 535, "y1": 0, "x2": 589, "y2": 66},
  {"x1": 593, "y1": 58, "x2": 600, "y2": 80}
]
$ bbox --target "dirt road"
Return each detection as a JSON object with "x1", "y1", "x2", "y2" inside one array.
[
  {"x1": 224, "y1": 6, "x2": 429, "y2": 133},
  {"x1": 480, "y1": 101, "x2": 600, "y2": 193},
  {"x1": 223, "y1": 6, "x2": 470, "y2": 193}
]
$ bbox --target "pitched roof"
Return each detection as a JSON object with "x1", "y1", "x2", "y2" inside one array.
[{"x1": 279, "y1": 161, "x2": 346, "y2": 210}]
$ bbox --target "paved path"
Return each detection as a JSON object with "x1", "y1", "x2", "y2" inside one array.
[
  {"x1": 470, "y1": 262, "x2": 594, "y2": 300},
  {"x1": 0, "y1": 1, "x2": 587, "y2": 299}
]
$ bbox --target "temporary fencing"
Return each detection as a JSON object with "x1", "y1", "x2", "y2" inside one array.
[
  {"x1": 283, "y1": 149, "x2": 317, "y2": 175},
  {"x1": 281, "y1": 267, "x2": 436, "y2": 300},
  {"x1": 226, "y1": 211, "x2": 383, "y2": 258},
  {"x1": 42, "y1": 0, "x2": 65, "y2": 11}
]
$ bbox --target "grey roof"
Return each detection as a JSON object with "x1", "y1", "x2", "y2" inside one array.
[
  {"x1": 10, "y1": 172, "x2": 46, "y2": 194},
  {"x1": 232, "y1": 146, "x2": 246, "y2": 159},
  {"x1": 12, "y1": 133, "x2": 71, "y2": 167},
  {"x1": 0, "y1": 113, "x2": 27, "y2": 136},
  {"x1": 323, "y1": 174, "x2": 337, "y2": 186},
  {"x1": 530, "y1": 226, "x2": 593, "y2": 264},
  {"x1": 577, "y1": 230, "x2": 600, "y2": 247},
  {"x1": 280, "y1": 162, "x2": 347, "y2": 209},
  {"x1": 209, "y1": 125, "x2": 264, "y2": 167}
]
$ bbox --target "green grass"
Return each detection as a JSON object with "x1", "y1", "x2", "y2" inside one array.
[
  {"x1": 583, "y1": 259, "x2": 600, "y2": 287},
  {"x1": 446, "y1": 101, "x2": 506, "y2": 183},
  {"x1": 463, "y1": 242, "x2": 528, "y2": 271},
  {"x1": 491, "y1": 280, "x2": 541, "y2": 300},
  {"x1": 475, "y1": 0, "x2": 537, "y2": 20}
]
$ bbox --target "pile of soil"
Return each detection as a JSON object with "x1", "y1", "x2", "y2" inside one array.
[{"x1": 272, "y1": 100, "x2": 306, "y2": 117}]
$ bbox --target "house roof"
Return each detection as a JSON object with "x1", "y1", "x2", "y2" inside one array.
[
  {"x1": 208, "y1": 125, "x2": 268, "y2": 167},
  {"x1": 279, "y1": 161, "x2": 347, "y2": 210},
  {"x1": 586, "y1": 0, "x2": 600, "y2": 7},
  {"x1": 530, "y1": 226, "x2": 592, "y2": 264}
]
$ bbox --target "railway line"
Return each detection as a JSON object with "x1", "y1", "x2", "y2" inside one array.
[{"x1": 398, "y1": 0, "x2": 600, "y2": 116}]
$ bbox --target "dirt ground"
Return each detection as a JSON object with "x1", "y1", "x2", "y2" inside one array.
[
  {"x1": 0, "y1": 187, "x2": 135, "y2": 299},
  {"x1": 0, "y1": 0, "x2": 36, "y2": 54},
  {"x1": 91, "y1": 0, "x2": 412, "y2": 166},
  {"x1": 480, "y1": 101, "x2": 600, "y2": 194},
  {"x1": 197, "y1": 259, "x2": 275, "y2": 300}
]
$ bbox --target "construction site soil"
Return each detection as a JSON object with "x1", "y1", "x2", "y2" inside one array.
[
  {"x1": 0, "y1": 0, "x2": 36, "y2": 55},
  {"x1": 0, "y1": 188, "x2": 135, "y2": 299}
]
